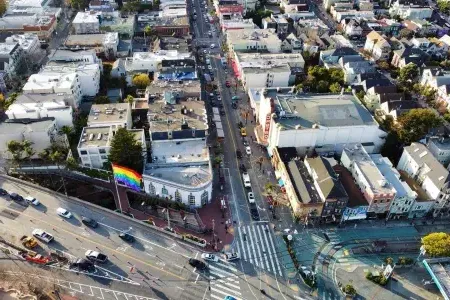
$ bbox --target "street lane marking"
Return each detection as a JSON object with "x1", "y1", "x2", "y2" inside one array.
[
  {"x1": 215, "y1": 261, "x2": 238, "y2": 273},
  {"x1": 251, "y1": 225, "x2": 264, "y2": 270},
  {"x1": 210, "y1": 287, "x2": 241, "y2": 299},
  {"x1": 262, "y1": 224, "x2": 277, "y2": 274},
  {"x1": 0, "y1": 204, "x2": 188, "y2": 281},
  {"x1": 195, "y1": 273, "x2": 200, "y2": 284},
  {"x1": 236, "y1": 227, "x2": 247, "y2": 261},
  {"x1": 265, "y1": 224, "x2": 283, "y2": 277},
  {"x1": 256, "y1": 224, "x2": 270, "y2": 270}
]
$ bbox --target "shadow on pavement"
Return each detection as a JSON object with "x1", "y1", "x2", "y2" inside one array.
[
  {"x1": 49, "y1": 241, "x2": 68, "y2": 252},
  {"x1": 131, "y1": 240, "x2": 145, "y2": 251},
  {"x1": 91, "y1": 225, "x2": 110, "y2": 239},
  {"x1": 150, "y1": 287, "x2": 170, "y2": 300},
  {"x1": 34, "y1": 203, "x2": 48, "y2": 214},
  {"x1": 65, "y1": 216, "x2": 81, "y2": 227}
]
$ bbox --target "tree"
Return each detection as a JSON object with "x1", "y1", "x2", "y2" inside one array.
[
  {"x1": 398, "y1": 63, "x2": 419, "y2": 84},
  {"x1": 329, "y1": 82, "x2": 342, "y2": 93},
  {"x1": 438, "y1": 0, "x2": 450, "y2": 14},
  {"x1": 121, "y1": 0, "x2": 139, "y2": 12},
  {"x1": 132, "y1": 73, "x2": 151, "y2": 88},
  {"x1": 396, "y1": 108, "x2": 442, "y2": 144},
  {"x1": 144, "y1": 25, "x2": 152, "y2": 45},
  {"x1": 378, "y1": 60, "x2": 390, "y2": 70},
  {"x1": 7, "y1": 140, "x2": 33, "y2": 162},
  {"x1": 153, "y1": 0, "x2": 160, "y2": 9},
  {"x1": 316, "y1": 80, "x2": 329, "y2": 93},
  {"x1": 59, "y1": 126, "x2": 73, "y2": 137},
  {"x1": 125, "y1": 95, "x2": 134, "y2": 105},
  {"x1": 69, "y1": 0, "x2": 86, "y2": 9},
  {"x1": 244, "y1": 9, "x2": 272, "y2": 27},
  {"x1": 422, "y1": 232, "x2": 450, "y2": 257},
  {"x1": 0, "y1": 0, "x2": 7, "y2": 16},
  {"x1": 109, "y1": 128, "x2": 144, "y2": 173},
  {"x1": 342, "y1": 284, "x2": 356, "y2": 296},
  {"x1": 94, "y1": 96, "x2": 110, "y2": 104},
  {"x1": 399, "y1": 28, "x2": 413, "y2": 39}
]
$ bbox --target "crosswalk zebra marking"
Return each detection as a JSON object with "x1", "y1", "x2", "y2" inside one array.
[
  {"x1": 265, "y1": 224, "x2": 283, "y2": 276},
  {"x1": 215, "y1": 261, "x2": 238, "y2": 273},
  {"x1": 213, "y1": 279, "x2": 240, "y2": 289},
  {"x1": 237, "y1": 227, "x2": 247, "y2": 261},
  {"x1": 209, "y1": 265, "x2": 237, "y2": 279},
  {"x1": 256, "y1": 224, "x2": 270, "y2": 270},
  {"x1": 261, "y1": 224, "x2": 277, "y2": 273},
  {"x1": 211, "y1": 287, "x2": 242, "y2": 299},
  {"x1": 251, "y1": 225, "x2": 264, "y2": 270},
  {"x1": 246, "y1": 226, "x2": 259, "y2": 267},
  {"x1": 211, "y1": 282, "x2": 242, "y2": 296}
]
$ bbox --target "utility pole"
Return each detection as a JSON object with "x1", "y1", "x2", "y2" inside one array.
[
  {"x1": 212, "y1": 218, "x2": 217, "y2": 250},
  {"x1": 167, "y1": 208, "x2": 171, "y2": 229}
]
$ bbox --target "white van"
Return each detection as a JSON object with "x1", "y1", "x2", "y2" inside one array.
[{"x1": 242, "y1": 172, "x2": 251, "y2": 188}]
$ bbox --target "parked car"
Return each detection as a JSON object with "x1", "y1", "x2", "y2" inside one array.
[
  {"x1": 224, "y1": 252, "x2": 240, "y2": 261},
  {"x1": 9, "y1": 193, "x2": 23, "y2": 201},
  {"x1": 24, "y1": 196, "x2": 39, "y2": 206},
  {"x1": 240, "y1": 128, "x2": 247, "y2": 137},
  {"x1": 56, "y1": 208, "x2": 72, "y2": 218},
  {"x1": 0, "y1": 188, "x2": 7, "y2": 196},
  {"x1": 240, "y1": 164, "x2": 247, "y2": 172},
  {"x1": 85, "y1": 250, "x2": 108, "y2": 263},
  {"x1": 201, "y1": 253, "x2": 219, "y2": 262},
  {"x1": 32, "y1": 229, "x2": 54, "y2": 243},
  {"x1": 70, "y1": 258, "x2": 95, "y2": 272},
  {"x1": 250, "y1": 207, "x2": 260, "y2": 221},
  {"x1": 231, "y1": 102, "x2": 237, "y2": 109},
  {"x1": 236, "y1": 150, "x2": 242, "y2": 159},
  {"x1": 189, "y1": 258, "x2": 207, "y2": 270},
  {"x1": 81, "y1": 217, "x2": 98, "y2": 228},
  {"x1": 248, "y1": 192, "x2": 255, "y2": 203},
  {"x1": 119, "y1": 232, "x2": 134, "y2": 242},
  {"x1": 226, "y1": 81, "x2": 231, "y2": 87},
  {"x1": 242, "y1": 139, "x2": 249, "y2": 146},
  {"x1": 245, "y1": 146, "x2": 251, "y2": 155}
]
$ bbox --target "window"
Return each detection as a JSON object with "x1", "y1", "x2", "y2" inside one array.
[
  {"x1": 101, "y1": 155, "x2": 107, "y2": 159},
  {"x1": 148, "y1": 183, "x2": 156, "y2": 195},
  {"x1": 99, "y1": 149, "x2": 106, "y2": 154},
  {"x1": 373, "y1": 200, "x2": 378, "y2": 203},
  {"x1": 201, "y1": 190, "x2": 208, "y2": 206},
  {"x1": 162, "y1": 186, "x2": 168, "y2": 195},
  {"x1": 188, "y1": 194, "x2": 196, "y2": 206},
  {"x1": 80, "y1": 150, "x2": 87, "y2": 155},
  {"x1": 175, "y1": 190, "x2": 182, "y2": 202}
]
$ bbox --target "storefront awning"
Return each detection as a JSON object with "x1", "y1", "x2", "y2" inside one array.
[{"x1": 278, "y1": 178, "x2": 285, "y2": 187}]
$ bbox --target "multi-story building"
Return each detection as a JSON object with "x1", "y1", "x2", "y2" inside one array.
[
  {"x1": 364, "y1": 31, "x2": 392, "y2": 61},
  {"x1": 72, "y1": 11, "x2": 100, "y2": 34},
  {"x1": 141, "y1": 85, "x2": 212, "y2": 207},
  {"x1": 250, "y1": 88, "x2": 387, "y2": 155},
  {"x1": 234, "y1": 53, "x2": 304, "y2": 91},
  {"x1": 87, "y1": 103, "x2": 131, "y2": 129},
  {"x1": 0, "y1": 118, "x2": 58, "y2": 159},
  {"x1": 389, "y1": 0, "x2": 433, "y2": 20},
  {"x1": 64, "y1": 33, "x2": 119, "y2": 59},
  {"x1": 397, "y1": 143, "x2": 450, "y2": 218},
  {"x1": 0, "y1": 42, "x2": 25, "y2": 78},
  {"x1": 123, "y1": 50, "x2": 192, "y2": 74},
  {"x1": 427, "y1": 137, "x2": 450, "y2": 167},
  {"x1": 371, "y1": 154, "x2": 417, "y2": 219},
  {"x1": 341, "y1": 145, "x2": 396, "y2": 217},
  {"x1": 6, "y1": 94, "x2": 74, "y2": 128},
  {"x1": 137, "y1": 14, "x2": 190, "y2": 37},
  {"x1": 5, "y1": 34, "x2": 40, "y2": 56},
  {"x1": 226, "y1": 29, "x2": 282, "y2": 55},
  {"x1": 78, "y1": 126, "x2": 145, "y2": 169},
  {"x1": 0, "y1": 13, "x2": 57, "y2": 41}
]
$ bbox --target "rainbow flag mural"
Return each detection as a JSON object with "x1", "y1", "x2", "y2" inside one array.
[{"x1": 112, "y1": 164, "x2": 142, "y2": 191}]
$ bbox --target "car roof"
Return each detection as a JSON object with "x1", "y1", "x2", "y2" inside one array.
[
  {"x1": 57, "y1": 207, "x2": 67, "y2": 212},
  {"x1": 24, "y1": 196, "x2": 35, "y2": 200}
]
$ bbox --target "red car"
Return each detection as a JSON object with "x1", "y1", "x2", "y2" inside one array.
[
  {"x1": 226, "y1": 81, "x2": 231, "y2": 87},
  {"x1": 267, "y1": 196, "x2": 274, "y2": 205}
]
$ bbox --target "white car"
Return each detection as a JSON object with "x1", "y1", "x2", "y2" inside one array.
[
  {"x1": 210, "y1": 44, "x2": 216, "y2": 49},
  {"x1": 248, "y1": 192, "x2": 255, "y2": 203},
  {"x1": 56, "y1": 207, "x2": 72, "y2": 218},
  {"x1": 208, "y1": 65, "x2": 212, "y2": 70},
  {"x1": 24, "y1": 196, "x2": 39, "y2": 205},
  {"x1": 242, "y1": 172, "x2": 251, "y2": 188},
  {"x1": 224, "y1": 252, "x2": 240, "y2": 261},
  {"x1": 85, "y1": 250, "x2": 108, "y2": 263},
  {"x1": 245, "y1": 146, "x2": 251, "y2": 155},
  {"x1": 201, "y1": 253, "x2": 219, "y2": 262},
  {"x1": 32, "y1": 229, "x2": 54, "y2": 243}
]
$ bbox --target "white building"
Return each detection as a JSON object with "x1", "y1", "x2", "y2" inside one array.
[
  {"x1": 226, "y1": 29, "x2": 282, "y2": 54},
  {"x1": 427, "y1": 137, "x2": 450, "y2": 167},
  {"x1": 6, "y1": 94, "x2": 74, "y2": 128},
  {"x1": 22, "y1": 73, "x2": 83, "y2": 107},
  {"x1": 5, "y1": 34, "x2": 39, "y2": 55},
  {"x1": 78, "y1": 126, "x2": 145, "y2": 169},
  {"x1": 0, "y1": 42, "x2": 25, "y2": 78},
  {"x1": 0, "y1": 118, "x2": 58, "y2": 159},
  {"x1": 371, "y1": 154, "x2": 417, "y2": 219},
  {"x1": 389, "y1": 0, "x2": 433, "y2": 19},
  {"x1": 234, "y1": 52, "x2": 304, "y2": 91},
  {"x1": 253, "y1": 88, "x2": 387, "y2": 156},
  {"x1": 47, "y1": 49, "x2": 101, "y2": 65},
  {"x1": 72, "y1": 11, "x2": 100, "y2": 34},
  {"x1": 87, "y1": 103, "x2": 131, "y2": 129},
  {"x1": 341, "y1": 145, "x2": 396, "y2": 215},
  {"x1": 142, "y1": 88, "x2": 212, "y2": 207},
  {"x1": 124, "y1": 50, "x2": 191, "y2": 73}
]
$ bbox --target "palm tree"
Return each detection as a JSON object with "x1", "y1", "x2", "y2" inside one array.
[
  {"x1": 144, "y1": 25, "x2": 152, "y2": 48},
  {"x1": 59, "y1": 126, "x2": 73, "y2": 136}
]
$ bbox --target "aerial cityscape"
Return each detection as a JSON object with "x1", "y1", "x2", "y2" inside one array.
[{"x1": 1, "y1": 0, "x2": 450, "y2": 299}]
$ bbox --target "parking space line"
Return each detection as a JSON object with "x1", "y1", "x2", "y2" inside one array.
[{"x1": 69, "y1": 282, "x2": 82, "y2": 292}]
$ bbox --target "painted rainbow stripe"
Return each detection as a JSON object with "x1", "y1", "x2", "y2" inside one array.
[{"x1": 112, "y1": 164, "x2": 142, "y2": 191}]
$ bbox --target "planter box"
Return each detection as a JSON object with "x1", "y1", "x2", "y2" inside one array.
[{"x1": 183, "y1": 235, "x2": 207, "y2": 248}]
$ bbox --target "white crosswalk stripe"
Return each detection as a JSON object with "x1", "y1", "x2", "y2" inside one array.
[
  {"x1": 208, "y1": 260, "x2": 241, "y2": 300},
  {"x1": 234, "y1": 224, "x2": 283, "y2": 276}
]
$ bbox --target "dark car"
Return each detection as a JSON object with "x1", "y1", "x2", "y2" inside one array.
[
  {"x1": 189, "y1": 258, "x2": 207, "y2": 270},
  {"x1": 81, "y1": 217, "x2": 98, "y2": 228},
  {"x1": 242, "y1": 138, "x2": 249, "y2": 146},
  {"x1": 119, "y1": 232, "x2": 135, "y2": 242},
  {"x1": 250, "y1": 208, "x2": 260, "y2": 221},
  {"x1": 0, "y1": 188, "x2": 7, "y2": 196},
  {"x1": 236, "y1": 150, "x2": 242, "y2": 159},
  {"x1": 9, "y1": 193, "x2": 23, "y2": 202},
  {"x1": 231, "y1": 102, "x2": 237, "y2": 109},
  {"x1": 240, "y1": 164, "x2": 247, "y2": 172},
  {"x1": 70, "y1": 258, "x2": 95, "y2": 272},
  {"x1": 220, "y1": 109, "x2": 225, "y2": 116}
]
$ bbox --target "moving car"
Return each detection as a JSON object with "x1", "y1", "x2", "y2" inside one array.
[
  {"x1": 81, "y1": 217, "x2": 98, "y2": 228},
  {"x1": 119, "y1": 232, "x2": 135, "y2": 242},
  {"x1": 32, "y1": 229, "x2": 54, "y2": 243},
  {"x1": 236, "y1": 150, "x2": 242, "y2": 159},
  {"x1": 226, "y1": 81, "x2": 231, "y2": 87},
  {"x1": 189, "y1": 258, "x2": 207, "y2": 270},
  {"x1": 201, "y1": 253, "x2": 219, "y2": 262},
  {"x1": 0, "y1": 188, "x2": 7, "y2": 196},
  {"x1": 85, "y1": 250, "x2": 108, "y2": 263},
  {"x1": 20, "y1": 236, "x2": 38, "y2": 249},
  {"x1": 24, "y1": 196, "x2": 39, "y2": 206},
  {"x1": 70, "y1": 258, "x2": 95, "y2": 272},
  {"x1": 210, "y1": 44, "x2": 215, "y2": 49},
  {"x1": 248, "y1": 192, "x2": 255, "y2": 204},
  {"x1": 240, "y1": 127, "x2": 247, "y2": 137},
  {"x1": 56, "y1": 207, "x2": 72, "y2": 218},
  {"x1": 245, "y1": 146, "x2": 251, "y2": 155},
  {"x1": 224, "y1": 252, "x2": 240, "y2": 261},
  {"x1": 250, "y1": 207, "x2": 260, "y2": 221},
  {"x1": 224, "y1": 296, "x2": 237, "y2": 300}
]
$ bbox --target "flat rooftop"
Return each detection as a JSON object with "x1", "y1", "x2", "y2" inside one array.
[
  {"x1": 147, "y1": 99, "x2": 207, "y2": 133},
  {"x1": 88, "y1": 103, "x2": 129, "y2": 125},
  {"x1": 226, "y1": 29, "x2": 280, "y2": 46},
  {"x1": 423, "y1": 258, "x2": 450, "y2": 300},
  {"x1": 146, "y1": 80, "x2": 201, "y2": 97},
  {"x1": 64, "y1": 34, "x2": 106, "y2": 46},
  {"x1": 73, "y1": 11, "x2": 99, "y2": 24},
  {"x1": 0, "y1": 117, "x2": 55, "y2": 134},
  {"x1": 144, "y1": 164, "x2": 211, "y2": 187},
  {"x1": 151, "y1": 139, "x2": 208, "y2": 163},
  {"x1": 287, "y1": 159, "x2": 322, "y2": 205},
  {"x1": 263, "y1": 89, "x2": 377, "y2": 129},
  {"x1": 343, "y1": 146, "x2": 396, "y2": 195},
  {"x1": 79, "y1": 126, "x2": 111, "y2": 148},
  {"x1": 429, "y1": 137, "x2": 450, "y2": 151},
  {"x1": 23, "y1": 73, "x2": 76, "y2": 91}
]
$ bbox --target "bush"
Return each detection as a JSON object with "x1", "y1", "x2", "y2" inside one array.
[
  {"x1": 397, "y1": 257, "x2": 414, "y2": 265},
  {"x1": 366, "y1": 272, "x2": 388, "y2": 286},
  {"x1": 384, "y1": 257, "x2": 394, "y2": 266},
  {"x1": 184, "y1": 234, "x2": 206, "y2": 245}
]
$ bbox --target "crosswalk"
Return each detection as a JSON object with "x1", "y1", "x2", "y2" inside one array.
[
  {"x1": 235, "y1": 224, "x2": 283, "y2": 277},
  {"x1": 180, "y1": 259, "x2": 242, "y2": 300}
]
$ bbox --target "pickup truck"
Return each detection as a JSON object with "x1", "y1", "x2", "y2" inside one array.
[{"x1": 32, "y1": 229, "x2": 54, "y2": 243}]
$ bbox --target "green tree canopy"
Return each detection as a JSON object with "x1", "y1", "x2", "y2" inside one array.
[
  {"x1": 109, "y1": 128, "x2": 144, "y2": 173},
  {"x1": 396, "y1": 108, "x2": 442, "y2": 144},
  {"x1": 144, "y1": 25, "x2": 152, "y2": 36},
  {"x1": 438, "y1": 0, "x2": 450, "y2": 14},
  {"x1": 94, "y1": 95, "x2": 110, "y2": 104},
  {"x1": 0, "y1": 0, "x2": 6, "y2": 16},
  {"x1": 398, "y1": 63, "x2": 419, "y2": 83},
  {"x1": 399, "y1": 28, "x2": 413, "y2": 39},
  {"x1": 422, "y1": 232, "x2": 450, "y2": 257},
  {"x1": 329, "y1": 82, "x2": 342, "y2": 93},
  {"x1": 7, "y1": 140, "x2": 34, "y2": 162},
  {"x1": 69, "y1": 0, "x2": 86, "y2": 10},
  {"x1": 302, "y1": 66, "x2": 344, "y2": 93},
  {"x1": 132, "y1": 73, "x2": 151, "y2": 88}
]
